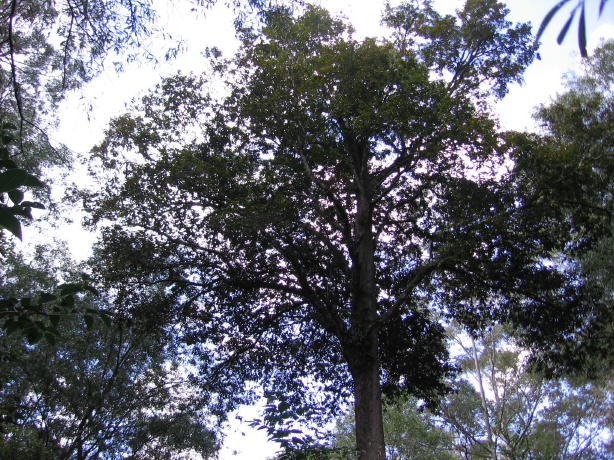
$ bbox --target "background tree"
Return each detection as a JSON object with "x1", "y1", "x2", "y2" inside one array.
[
  {"x1": 0, "y1": 241, "x2": 220, "y2": 459},
  {"x1": 508, "y1": 39, "x2": 614, "y2": 378},
  {"x1": 0, "y1": 0, "x2": 163, "y2": 169},
  {"x1": 80, "y1": 2, "x2": 560, "y2": 457},
  {"x1": 0, "y1": 0, "x2": 284, "y2": 154},
  {"x1": 333, "y1": 398, "x2": 456, "y2": 460},
  {"x1": 331, "y1": 327, "x2": 614, "y2": 460},
  {"x1": 442, "y1": 326, "x2": 613, "y2": 460}
]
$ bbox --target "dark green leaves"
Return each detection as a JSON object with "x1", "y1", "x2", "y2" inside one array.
[
  {"x1": 537, "y1": 0, "x2": 610, "y2": 57},
  {"x1": 0, "y1": 168, "x2": 45, "y2": 192},
  {"x1": 0, "y1": 278, "x2": 106, "y2": 345},
  {"x1": 537, "y1": 0, "x2": 574, "y2": 42},
  {"x1": 508, "y1": 40, "x2": 614, "y2": 378},
  {"x1": 82, "y1": 4, "x2": 587, "y2": 454},
  {"x1": 0, "y1": 123, "x2": 46, "y2": 239},
  {"x1": 0, "y1": 207, "x2": 23, "y2": 239},
  {"x1": 8, "y1": 189, "x2": 24, "y2": 204},
  {"x1": 578, "y1": 5, "x2": 587, "y2": 57}
]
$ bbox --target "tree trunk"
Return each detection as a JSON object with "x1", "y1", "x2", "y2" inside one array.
[
  {"x1": 471, "y1": 335, "x2": 498, "y2": 460},
  {"x1": 349, "y1": 332, "x2": 386, "y2": 460},
  {"x1": 346, "y1": 138, "x2": 385, "y2": 459}
]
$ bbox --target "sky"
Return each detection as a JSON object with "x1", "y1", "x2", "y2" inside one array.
[{"x1": 44, "y1": 1, "x2": 614, "y2": 458}]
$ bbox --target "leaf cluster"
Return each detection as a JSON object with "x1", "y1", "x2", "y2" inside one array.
[
  {"x1": 0, "y1": 122, "x2": 45, "y2": 240},
  {"x1": 536, "y1": 0, "x2": 611, "y2": 57}
]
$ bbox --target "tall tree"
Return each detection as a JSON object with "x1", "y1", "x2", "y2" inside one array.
[{"x1": 82, "y1": 2, "x2": 561, "y2": 458}]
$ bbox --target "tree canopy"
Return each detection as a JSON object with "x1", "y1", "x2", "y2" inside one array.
[
  {"x1": 78, "y1": 1, "x2": 601, "y2": 457},
  {"x1": 509, "y1": 39, "x2": 614, "y2": 378}
]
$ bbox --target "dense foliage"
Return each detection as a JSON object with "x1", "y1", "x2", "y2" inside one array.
[
  {"x1": 509, "y1": 40, "x2": 614, "y2": 377},
  {"x1": 2, "y1": 0, "x2": 610, "y2": 457},
  {"x1": 0, "y1": 242, "x2": 219, "y2": 459},
  {"x1": 77, "y1": 2, "x2": 588, "y2": 457}
]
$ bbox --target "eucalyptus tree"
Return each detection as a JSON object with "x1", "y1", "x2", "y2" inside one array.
[
  {"x1": 0, "y1": 0, "x2": 293, "y2": 137},
  {"x1": 331, "y1": 327, "x2": 614, "y2": 460},
  {"x1": 80, "y1": 2, "x2": 576, "y2": 458},
  {"x1": 0, "y1": 0, "x2": 164, "y2": 168},
  {"x1": 443, "y1": 327, "x2": 613, "y2": 460}
]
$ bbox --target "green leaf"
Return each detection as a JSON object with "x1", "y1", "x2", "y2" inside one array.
[
  {"x1": 0, "y1": 207, "x2": 22, "y2": 239},
  {"x1": 44, "y1": 331, "x2": 57, "y2": 346},
  {"x1": 26, "y1": 327, "x2": 42, "y2": 345},
  {"x1": 578, "y1": 5, "x2": 587, "y2": 58},
  {"x1": 84, "y1": 315, "x2": 94, "y2": 329},
  {"x1": 0, "y1": 169, "x2": 45, "y2": 192},
  {"x1": 58, "y1": 283, "x2": 84, "y2": 296},
  {"x1": 556, "y1": 10, "x2": 576, "y2": 45},
  {"x1": 12, "y1": 206, "x2": 32, "y2": 219},
  {"x1": 537, "y1": 0, "x2": 572, "y2": 41},
  {"x1": 20, "y1": 201, "x2": 45, "y2": 210},
  {"x1": 0, "y1": 122, "x2": 17, "y2": 131},
  {"x1": 0, "y1": 159, "x2": 17, "y2": 168},
  {"x1": 8, "y1": 189, "x2": 24, "y2": 204},
  {"x1": 0, "y1": 134, "x2": 14, "y2": 146},
  {"x1": 49, "y1": 314, "x2": 61, "y2": 327},
  {"x1": 84, "y1": 285, "x2": 99, "y2": 295},
  {"x1": 39, "y1": 292, "x2": 58, "y2": 303}
]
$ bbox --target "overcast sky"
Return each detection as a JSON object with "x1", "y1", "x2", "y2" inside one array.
[{"x1": 44, "y1": 1, "x2": 614, "y2": 458}]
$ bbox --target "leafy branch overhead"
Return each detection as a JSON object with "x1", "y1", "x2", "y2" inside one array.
[
  {"x1": 537, "y1": 0, "x2": 611, "y2": 57},
  {"x1": 0, "y1": 277, "x2": 107, "y2": 345},
  {"x1": 0, "y1": 123, "x2": 45, "y2": 240},
  {"x1": 0, "y1": 120, "x2": 110, "y2": 344}
]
